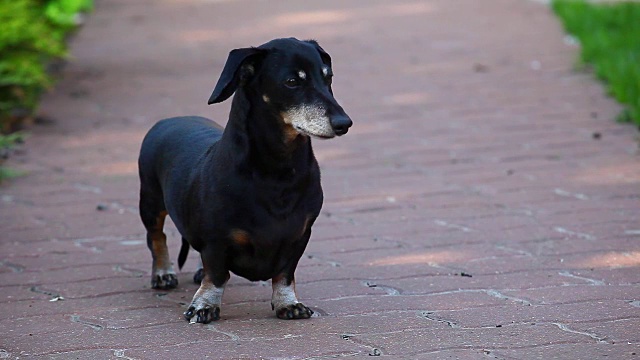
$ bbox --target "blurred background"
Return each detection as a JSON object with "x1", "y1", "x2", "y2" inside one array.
[{"x1": 0, "y1": 1, "x2": 638, "y2": 358}]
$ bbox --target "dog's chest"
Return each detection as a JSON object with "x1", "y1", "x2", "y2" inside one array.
[
  {"x1": 225, "y1": 177, "x2": 320, "y2": 273},
  {"x1": 227, "y1": 212, "x2": 313, "y2": 280},
  {"x1": 242, "y1": 167, "x2": 321, "y2": 218}
]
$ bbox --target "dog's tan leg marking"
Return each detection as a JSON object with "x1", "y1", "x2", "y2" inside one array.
[
  {"x1": 150, "y1": 211, "x2": 169, "y2": 268},
  {"x1": 185, "y1": 273, "x2": 227, "y2": 323},
  {"x1": 149, "y1": 211, "x2": 177, "y2": 289}
]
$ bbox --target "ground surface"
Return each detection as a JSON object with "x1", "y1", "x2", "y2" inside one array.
[{"x1": 1, "y1": 0, "x2": 639, "y2": 359}]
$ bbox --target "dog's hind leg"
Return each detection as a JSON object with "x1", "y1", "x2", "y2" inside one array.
[
  {"x1": 193, "y1": 258, "x2": 204, "y2": 284},
  {"x1": 140, "y1": 189, "x2": 178, "y2": 289}
]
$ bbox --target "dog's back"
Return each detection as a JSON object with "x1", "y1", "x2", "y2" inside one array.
[
  {"x1": 139, "y1": 116, "x2": 222, "y2": 183},
  {"x1": 139, "y1": 116, "x2": 222, "y2": 175},
  {"x1": 138, "y1": 116, "x2": 223, "y2": 234}
]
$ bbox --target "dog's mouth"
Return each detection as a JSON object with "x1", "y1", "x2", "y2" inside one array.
[
  {"x1": 293, "y1": 125, "x2": 336, "y2": 139},
  {"x1": 281, "y1": 107, "x2": 341, "y2": 139}
]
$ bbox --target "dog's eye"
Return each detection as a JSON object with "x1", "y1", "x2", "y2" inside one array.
[{"x1": 284, "y1": 78, "x2": 300, "y2": 88}]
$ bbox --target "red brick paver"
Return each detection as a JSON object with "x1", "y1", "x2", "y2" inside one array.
[{"x1": 1, "y1": 0, "x2": 639, "y2": 359}]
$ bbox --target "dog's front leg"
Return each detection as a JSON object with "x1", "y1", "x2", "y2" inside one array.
[
  {"x1": 271, "y1": 274, "x2": 313, "y2": 319},
  {"x1": 184, "y1": 250, "x2": 229, "y2": 324},
  {"x1": 271, "y1": 229, "x2": 314, "y2": 320}
]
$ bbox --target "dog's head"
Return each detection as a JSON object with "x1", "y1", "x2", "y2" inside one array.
[{"x1": 208, "y1": 38, "x2": 352, "y2": 139}]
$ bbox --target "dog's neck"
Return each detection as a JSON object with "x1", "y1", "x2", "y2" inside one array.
[{"x1": 221, "y1": 90, "x2": 314, "y2": 176}]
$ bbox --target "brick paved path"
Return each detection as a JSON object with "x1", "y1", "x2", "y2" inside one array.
[{"x1": 1, "y1": 0, "x2": 639, "y2": 359}]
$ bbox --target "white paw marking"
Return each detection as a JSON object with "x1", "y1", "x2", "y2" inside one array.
[
  {"x1": 271, "y1": 278, "x2": 298, "y2": 310},
  {"x1": 190, "y1": 278, "x2": 226, "y2": 310}
]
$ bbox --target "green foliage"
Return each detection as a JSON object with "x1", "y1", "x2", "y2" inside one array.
[
  {"x1": 0, "y1": 0, "x2": 91, "y2": 182},
  {"x1": 552, "y1": 0, "x2": 640, "y2": 127},
  {"x1": 0, "y1": 132, "x2": 26, "y2": 149},
  {"x1": 0, "y1": 131, "x2": 27, "y2": 182},
  {"x1": 0, "y1": 0, "x2": 92, "y2": 132},
  {"x1": 0, "y1": 166, "x2": 26, "y2": 181},
  {"x1": 45, "y1": 0, "x2": 93, "y2": 27}
]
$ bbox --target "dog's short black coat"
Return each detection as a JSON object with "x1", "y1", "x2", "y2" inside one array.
[{"x1": 138, "y1": 38, "x2": 352, "y2": 323}]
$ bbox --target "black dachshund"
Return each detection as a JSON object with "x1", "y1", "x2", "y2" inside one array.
[{"x1": 138, "y1": 38, "x2": 352, "y2": 323}]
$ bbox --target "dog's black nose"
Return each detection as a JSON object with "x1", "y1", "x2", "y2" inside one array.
[{"x1": 330, "y1": 115, "x2": 352, "y2": 136}]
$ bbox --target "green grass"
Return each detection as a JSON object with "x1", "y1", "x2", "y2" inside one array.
[{"x1": 551, "y1": 0, "x2": 640, "y2": 127}]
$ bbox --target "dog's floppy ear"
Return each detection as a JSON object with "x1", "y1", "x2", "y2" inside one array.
[
  {"x1": 208, "y1": 47, "x2": 266, "y2": 105},
  {"x1": 305, "y1": 39, "x2": 332, "y2": 67}
]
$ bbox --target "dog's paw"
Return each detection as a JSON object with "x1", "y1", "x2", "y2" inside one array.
[
  {"x1": 275, "y1": 303, "x2": 314, "y2": 320},
  {"x1": 185, "y1": 276, "x2": 225, "y2": 324},
  {"x1": 151, "y1": 273, "x2": 178, "y2": 289},
  {"x1": 184, "y1": 304, "x2": 220, "y2": 324},
  {"x1": 193, "y1": 268, "x2": 204, "y2": 284}
]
